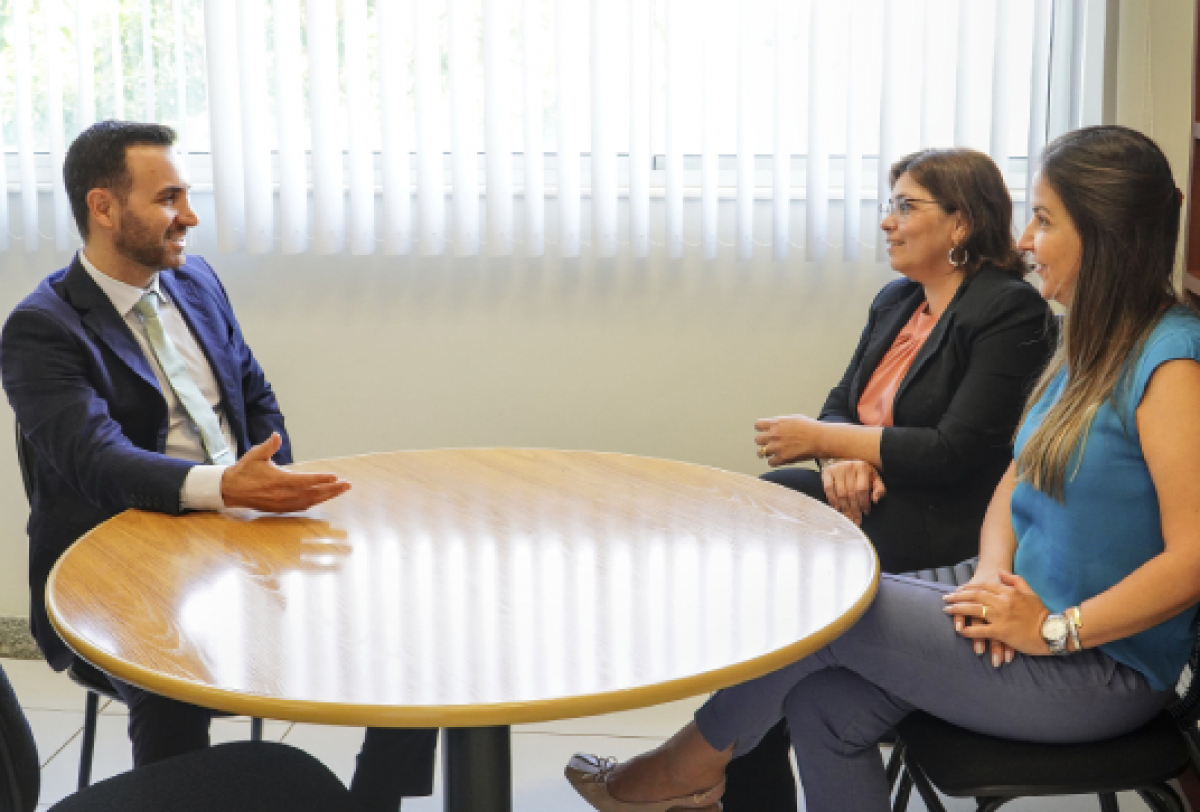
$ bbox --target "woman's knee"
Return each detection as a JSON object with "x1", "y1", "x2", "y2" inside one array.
[{"x1": 784, "y1": 669, "x2": 907, "y2": 757}]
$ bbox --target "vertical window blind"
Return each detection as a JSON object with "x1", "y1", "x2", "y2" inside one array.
[{"x1": 1, "y1": 0, "x2": 1056, "y2": 260}]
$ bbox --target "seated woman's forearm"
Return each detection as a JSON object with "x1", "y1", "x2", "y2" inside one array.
[
  {"x1": 812, "y1": 422, "x2": 883, "y2": 469},
  {"x1": 1075, "y1": 549, "x2": 1200, "y2": 650}
]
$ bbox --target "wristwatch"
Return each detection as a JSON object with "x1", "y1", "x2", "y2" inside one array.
[{"x1": 1041, "y1": 612, "x2": 1071, "y2": 656}]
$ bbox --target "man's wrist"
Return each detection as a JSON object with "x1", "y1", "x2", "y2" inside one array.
[{"x1": 181, "y1": 464, "x2": 229, "y2": 511}]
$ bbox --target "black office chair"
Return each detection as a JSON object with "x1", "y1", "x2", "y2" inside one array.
[
  {"x1": 0, "y1": 661, "x2": 360, "y2": 812},
  {"x1": 890, "y1": 558, "x2": 1200, "y2": 812},
  {"x1": 13, "y1": 423, "x2": 264, "y2": 792}
]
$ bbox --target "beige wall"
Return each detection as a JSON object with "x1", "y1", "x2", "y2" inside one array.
[
  {"x1": 1116, "y1": 0, "x2": 1196, "y2": 272},
  {"x1": 0, "y1": 0, "x2": 1196, "y2": 619}
]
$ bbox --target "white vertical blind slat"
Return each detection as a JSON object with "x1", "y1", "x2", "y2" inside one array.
[
  {"x1": 273, "y1": 0, "x2": 307, "y2": 254},
  {"x1": 842, "y1": 1, "x2": 862, "y2": 262},
  {"x1": 590, "y1": 0, "x2": 617, "y2": 257},
  {"x1": 773, "y1": 0, "x2": 793, "y2": 262},
  {"x1": 14, "y1": 0, "x2": 39, "y2": 252},
  {"x1": 141, "y1": 0, "x2": 154, "y2": 120},
  {"x1": 953, "y1": 0, "x2": 996, "y2": 152},
  {"x1": 918, "y1": 0, "x2": 935, "y2": 148},
  {"x1": 628, "y1": 0, "x2": 650, "y2": 258},
  {"x1": 110, "y1": 2, "x2": 124, "y2": 118},
  {"x1": 236, "y1": 0, "x2": 273, "y2": 254},
  {"x1": 484, "y1": 0, "x2": 514, "y2": 255},
  {"x1": 521, "y1": 0, "x2": 544, "y2": 256},
  {"x1": 556, "y1": 0, "x2": 582, "y2": 257},
  {"x1": 378, "y1": 0, "x2": 412, "y2": 255},
  {"x1": 0, "y1": 51, "x2": 7, "y2": 252},
  {"x1": 413, "y1": 0, "x2": 446, "y2": 255},
  {"x1": 988, "y1": 0, "x2": 1011, "y2": 174},
  {"x1": 307, "y1": 0, "x2": 345, "y2": 254},
  {"x1": 1026, "y1": 0, "x2": 1055, "y2": 223},
  {"x1": 699, "y1": 0, "x2": 717, "y2": 259},
  {"x1": 735, "y1": 0, "x2": 753, "y2": 260},
  {"x1": 45, "y1": 1, "x2": 72, "y2": 249},
  {"x1": 344, "y1": 0, "x2": 376, "y2": 255},
  {"x1": 202, "y1": 0, "x2": 245, "y2": 252},
  {"x1": 876, "y1": 0, "x2": 899, "y2": 260},
  {"x1": 664, "y1": 0, "x2": 683, "y2": 259},
  {"x1": 171, "y1": 0, "x2": 188, "y2": 172},
  {"x1": 449, "y1": 0, "x2": 479, "y2": 256},
  {"x1": 806, "y1": 0, "x2": 832, "y2": 263},
  {"x1": 77, "y1": 0, "x2": 96, "y2": 128}
]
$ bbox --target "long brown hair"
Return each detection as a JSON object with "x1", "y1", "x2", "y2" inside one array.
[
  {"x1": 890, "y1": 148, "x2": 1026, "y2": 277},
  {"x1": 1017, "y1": 126, "x2": 1181, "y2": 500}
]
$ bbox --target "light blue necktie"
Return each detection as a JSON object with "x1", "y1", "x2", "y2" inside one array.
[{"x1": 133, "y1": 291, "x2": 235, "y2": 465}]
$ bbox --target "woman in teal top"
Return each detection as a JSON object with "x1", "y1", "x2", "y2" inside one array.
[
  {"x1": 563, "y1": 125, "x2": 1200, "y2": 812},
  {"x1": 1013, "y1": 306, "x2": 1200, "y2": 690}
]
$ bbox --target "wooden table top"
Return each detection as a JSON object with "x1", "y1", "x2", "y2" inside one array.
[{"x1": 47, "y1": 449, "x2": 878, "y2": 727}]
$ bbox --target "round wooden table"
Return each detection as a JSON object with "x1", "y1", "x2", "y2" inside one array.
[{"x1": 47, "y1": 449, "x2": 879, "y2": 811}]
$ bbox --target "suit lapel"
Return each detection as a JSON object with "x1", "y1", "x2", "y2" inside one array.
[
  {"x1": 850, "y1": 285, "x2": 925, "y2": 407},
  {"x1": 62, "y1": 259, "x2": 163, "y2": 395},
  {"x1": 892, "y1": 272, "x2": 976, "y2": 407}
]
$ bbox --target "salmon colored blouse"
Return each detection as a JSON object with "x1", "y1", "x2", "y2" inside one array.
[{"x1": 856, "y1": 304, "x2": 939, "y2": 427}]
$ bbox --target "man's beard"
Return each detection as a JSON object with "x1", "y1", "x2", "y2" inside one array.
[{"x1": 113, "y1": 208, "x2": 185, "y2": 270}]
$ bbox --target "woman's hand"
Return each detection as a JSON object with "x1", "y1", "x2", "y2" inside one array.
[
  {"x1": 943, "y1": 571, "x2": 1051, "y2": 664},
  {"x1": 821, "y1": 460, "x2": 886, "y2": 526},
  {"x1": 755, "y1": 415, "x2": 826, "y2": 466}
]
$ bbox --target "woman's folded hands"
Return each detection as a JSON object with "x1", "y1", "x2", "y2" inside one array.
[{"x1": 943, "y1": 571, "x2": 1053, "y2": 666}]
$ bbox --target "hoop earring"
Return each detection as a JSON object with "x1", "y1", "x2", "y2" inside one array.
[{"x1": 948, "y1": 245, "x2": 969, "y2": 268}]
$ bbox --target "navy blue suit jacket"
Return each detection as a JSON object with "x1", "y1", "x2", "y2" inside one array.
[{"x1": 1, "y1": 254, "x2": 290, "y2": 669}]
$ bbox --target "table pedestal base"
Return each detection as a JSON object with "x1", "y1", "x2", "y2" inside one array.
[{"x1": 443, "y1": 726, "x2": 512, "y2": 812}]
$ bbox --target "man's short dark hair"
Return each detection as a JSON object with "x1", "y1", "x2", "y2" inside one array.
[{"x1": 64, "y1": 120, "x2": 176, "y2": 239}]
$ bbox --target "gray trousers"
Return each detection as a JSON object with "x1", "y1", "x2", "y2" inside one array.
[{"x1": 694, "y1": 575, "x2": 1172, "y2": 812}]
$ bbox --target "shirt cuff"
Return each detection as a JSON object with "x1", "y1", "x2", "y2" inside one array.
[{"x1": 180, "y1": 464, "x2": 228, "y2": 511}]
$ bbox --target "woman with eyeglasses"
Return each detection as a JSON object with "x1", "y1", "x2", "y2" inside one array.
[
  {"x1": 725, "y1": 148, "x2": 1054, "y2": 812},
  {"x1": 567, "y1": 126, "x2": 1200, "y2": 812}
]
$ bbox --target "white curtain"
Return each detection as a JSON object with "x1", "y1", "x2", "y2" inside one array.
[{"x1": 2, "y1": 0, "x2": 1056, "y2": 260}]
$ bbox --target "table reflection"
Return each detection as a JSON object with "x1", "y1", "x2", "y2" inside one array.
[{"x1": 50, "y1": 449, "x2": 877, "y2": 724}]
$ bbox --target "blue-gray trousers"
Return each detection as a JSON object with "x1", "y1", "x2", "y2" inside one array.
[{"x1": 694, "y1": 575, "x2": 1172, "y2": 812}]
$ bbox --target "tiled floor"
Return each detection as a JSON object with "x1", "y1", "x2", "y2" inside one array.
[{"x1": 3, "y1": 657, "x2": 1156, "y2": 811}]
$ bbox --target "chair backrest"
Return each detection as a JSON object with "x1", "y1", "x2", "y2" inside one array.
[
  {"x1": 0, "y1": 664, "x2": 40, "y2": 812},
  {"x1": 1169, "y1": 623, "x2": 1200, "y2": 729},
  {"x1": 13, "y1": 423, "x2": 33, "y2": 508}
]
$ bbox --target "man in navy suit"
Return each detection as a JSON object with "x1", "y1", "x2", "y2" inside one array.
[{"x1": 1, "y1": 121, "x2": 436, "y2": 810}]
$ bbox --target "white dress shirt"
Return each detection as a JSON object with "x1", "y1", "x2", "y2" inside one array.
[{"x1": 79, "y1": 251, "x2": 231, "y2": 510}]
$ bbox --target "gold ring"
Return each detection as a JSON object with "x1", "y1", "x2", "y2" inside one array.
[
  {"x1": 981, "y1": 605, "x2": 988, "y2": 620},
  {"x1": 758, "y1": 448, "x2": 768, "y2": 459}
]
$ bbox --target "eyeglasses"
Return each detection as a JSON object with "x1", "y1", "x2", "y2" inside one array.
[{"x1": 879, "y1": 197, "x2": 939, "y2": 220}]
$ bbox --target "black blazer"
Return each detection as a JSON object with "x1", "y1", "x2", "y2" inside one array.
[
  {"x1": 1, "y1": 255, "x2": 290, "y2": 669},
  {"x1": 820, "y1": 264, "x2": 1054, "y2": 569}
]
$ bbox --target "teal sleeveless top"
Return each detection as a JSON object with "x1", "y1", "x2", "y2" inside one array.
[{"x1": 1012, "y1": 307, "x2": 1200, "y2": 691}]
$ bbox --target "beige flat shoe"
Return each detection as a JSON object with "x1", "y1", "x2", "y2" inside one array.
[{"x1": 565, "y1": 753, "x2": 725, "y2": 811}]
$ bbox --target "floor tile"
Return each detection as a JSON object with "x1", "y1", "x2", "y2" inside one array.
[
  {"x1": 516, "y1": 695, "x2": 705, "y2": 739},
  {"x1": 23, "y1": 710, "x2": 83, "y2": 768},
  {"x1": 2, "y1": 658, "x2": 89, "y2": 713}
]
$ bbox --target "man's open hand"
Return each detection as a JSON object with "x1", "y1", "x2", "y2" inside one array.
[{"x1": 220, "y1": 433, "x2": 351, "y2": 513}]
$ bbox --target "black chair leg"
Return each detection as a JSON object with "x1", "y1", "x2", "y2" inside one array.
[
  {"x1": 885, "y1": 741, "x2": 906, "y2": 789},
  {"x1": 1137, "y1": 784, "x2": 1186, "y2": 812},
  {"x1": 250, "y1": 718, "x2": 264, "y2": 742},
  {"x1": 78, "y1": 690, "x2": 99, "y2": 790},
  {"x1": 904, "y1": 761, "x2": 949, "y2": 812},
  {"x1": 976, "y1": 799, "x2": 1011, "y2": 812},
  {"x1": 891, "y1": 771, "x2": 913, "y2": 812}
]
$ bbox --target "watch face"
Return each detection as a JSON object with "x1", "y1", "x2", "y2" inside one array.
[{"x1": 1043, "y1": 615, "x2": 1069, "y2": 640}]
